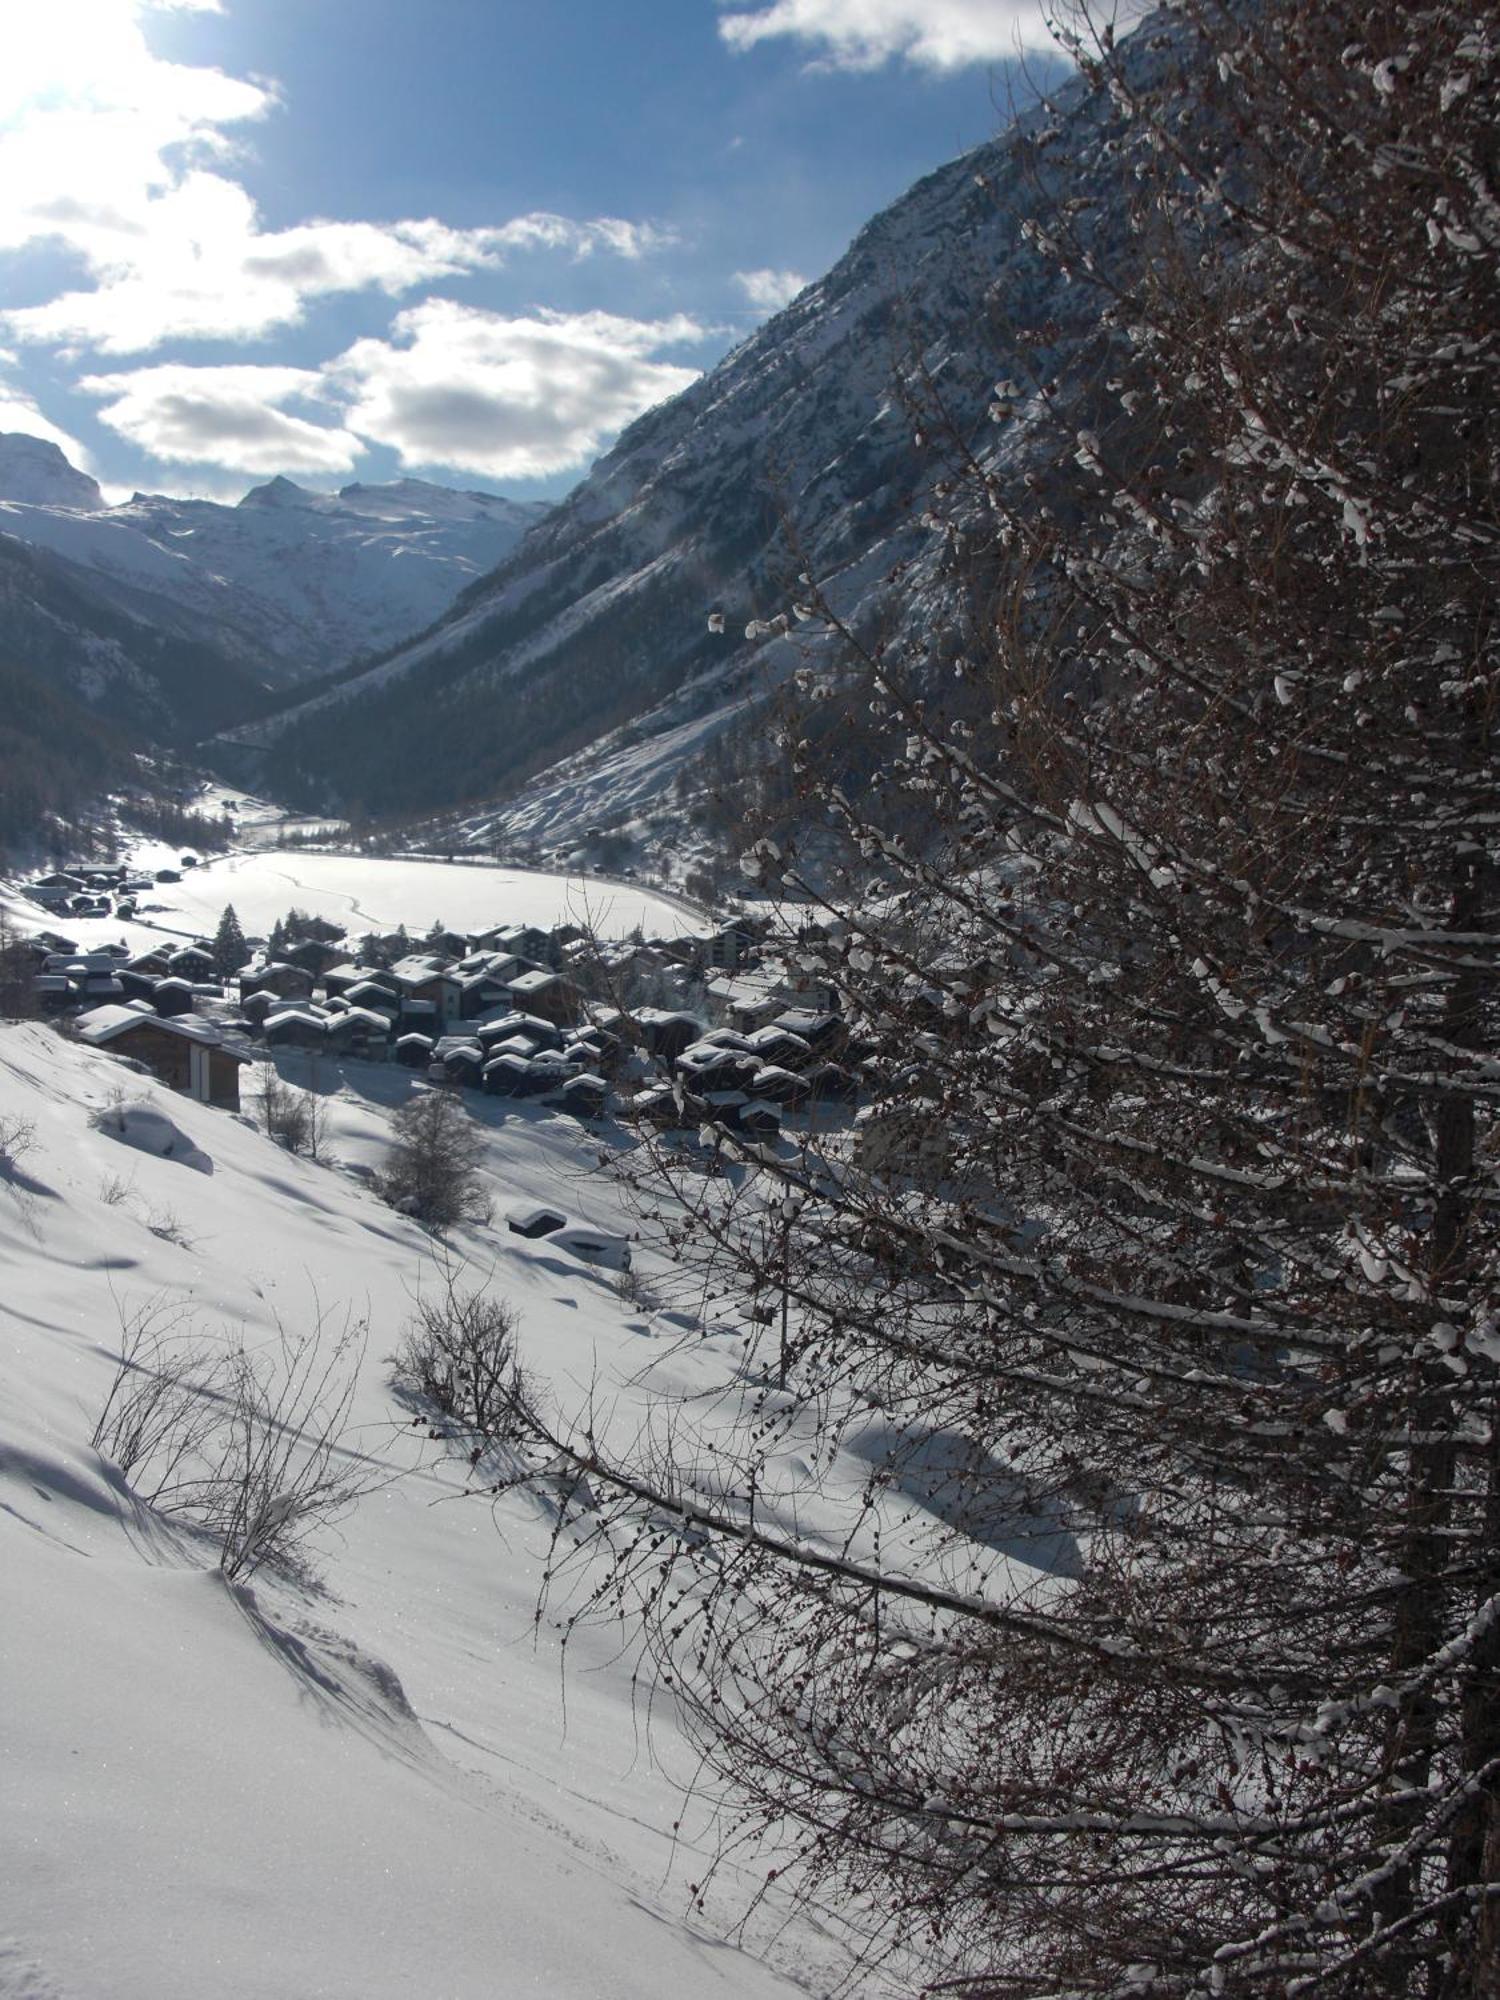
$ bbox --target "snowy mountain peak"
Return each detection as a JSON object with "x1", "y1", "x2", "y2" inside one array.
[
  {"x1": 0, "y1": 454, "x2": 551, "y2": 708},
  {"x1": 0, "y1": 432, "x2": 104, "y2": 511},
  {"x1": 237, "y1": 473, "x2": 319, "y2": 510}
]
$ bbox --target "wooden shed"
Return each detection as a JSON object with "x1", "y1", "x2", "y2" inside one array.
[{"x1": 74, "y1": 1004, "x2": 249, "y2": 1111}]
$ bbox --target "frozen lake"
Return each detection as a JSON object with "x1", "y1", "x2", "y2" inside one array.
[{"x1": 10, "y1": 848, "x2": 696, "y2": 953}]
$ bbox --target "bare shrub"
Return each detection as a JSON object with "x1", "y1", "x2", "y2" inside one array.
[
  {"x1": 92, "y1": 1294, "x2": 234, "y2": 1512},
  {"x1": 393, "y1": 1260, "x2": 526, "y2": 1439},
  {"x1": 254, "y1": 1063, "x2": 326, "y2": 1160},
  {"x1": 145, "y1": 1206, "x2": 193, "y2": 1249},
  {"x1": 204, "y1": 1314, "x2": 371, "y2": 1581},
  {"x1": 93, "y1": 1294, "x2": 374, "y2": 1582},
  {"x1": 0, "y1": 1110, "x2": 37, "y2": 1174},
  {"x1": 376, "y1": 1088, "x2": 490, "y2": 1231}
]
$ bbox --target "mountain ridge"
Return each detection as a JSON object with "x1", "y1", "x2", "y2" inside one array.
[
  {"x1": 0, "y1": 433, "x2": 550, "y2": 698},
  {"x1": 237, "y1": 17, "x2": 1167, "y2": 843}
]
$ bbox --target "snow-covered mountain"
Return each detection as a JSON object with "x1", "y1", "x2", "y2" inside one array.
[
  {"x1": 0, "y1": 435, "x2": 548, "y2": 689},
  {"x1": 238, "y1": 21, "x2": 1169, "y2": 845}
]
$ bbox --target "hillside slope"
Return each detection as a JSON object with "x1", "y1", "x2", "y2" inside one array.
[
  {"x1": 0, "y1": 1018, "x2": 841, "y2": 1998},
  {"x1": 242, "y1": 16, "x2": 1176, "y2": 841}
]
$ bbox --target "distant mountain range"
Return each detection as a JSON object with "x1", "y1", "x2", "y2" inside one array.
[
  {"x1": 223, "y1": 18, "x2": 1176, "y2": 858},
  {"x1": 0, "y1": 435, "x2": 547, "y2": 737}
]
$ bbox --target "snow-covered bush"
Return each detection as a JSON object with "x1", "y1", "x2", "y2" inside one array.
[{"x1": 91, "y1": 1097, "x2": 212, "y2": 1174}]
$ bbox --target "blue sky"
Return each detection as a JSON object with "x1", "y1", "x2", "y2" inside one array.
[{"x1": 0, "y1": 0, "x2": 1065, "y2": 503}]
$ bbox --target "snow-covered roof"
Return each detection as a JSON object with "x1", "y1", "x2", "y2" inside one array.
[{"x1": 74, "y1": 1004, "x2": 245, "y2": 1056}]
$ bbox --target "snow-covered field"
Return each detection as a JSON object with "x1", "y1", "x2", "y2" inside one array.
[
  {"x1": 6, "y1": 844, "x2": 695, "y2": 958},
  {"x1": 0, "y1": 1021, "x2": 838, "y2": 2000}
]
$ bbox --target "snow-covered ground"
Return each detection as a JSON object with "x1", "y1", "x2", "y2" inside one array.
[
  {"x1": 0, "y1": 1021, "x2": 845, "y2": 1999},
  {"x1": 7, "y1": 842, "x2": 694, "y2": 957}
]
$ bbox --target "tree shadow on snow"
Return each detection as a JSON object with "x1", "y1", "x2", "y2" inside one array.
[{"x1": 845, "y1": 1421, "x2": 1084, "y2": 1580}]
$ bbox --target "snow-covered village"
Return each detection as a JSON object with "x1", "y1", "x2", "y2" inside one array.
[{"x1": 2, "y1": 5, "x2": 1496, "y2": 1998}]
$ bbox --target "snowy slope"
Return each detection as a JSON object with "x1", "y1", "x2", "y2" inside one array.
[
  {"x1": 0, "y1": 436, "x2": 548, "y2": 689},
  {"x1": 0, "y1": 1019, "x2": 841, "y2": 2000}
]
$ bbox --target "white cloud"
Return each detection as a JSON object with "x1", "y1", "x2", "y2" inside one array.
[
  {"x1": 0, "y1": 381, "x2": 99, "y2": 475},
  {"x1": 717, "y1": 0, "x2": 1057, "y2": 68},
  {"x1": 325, "y1": 300, "x2": 710, "y2": 481},
  {"x1": 79, "y1": 363, "x2": 362, "y2": 475},
  {"x1": 0, "y1": 3, "x2": 668, "y2": 356},
  {"x1": 734, "y1": 268, "x2": 809, "y2": 313}
]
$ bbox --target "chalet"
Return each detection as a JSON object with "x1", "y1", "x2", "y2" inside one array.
[
  {"x1": 55, "y1": 958, "x2": 125, "y2": 1005},
  {"x1": 166, "y1": 945, "x2": 216, "y2": 982},
  {"x1": 75, "y1": 1003, "x2": 249, "y2": 1110},
  {"x1": 489, "y1": 924, "x2": 553, "y2": 964},
  {"x1": 684, "y1": 922, "x2": 758, "y2": 973},
  {"x1": 482, "y1": 1053, "x2": 541, "y2": 1097},
  {"x1": 151, "y1": 977, "x2": 196, "y2": 1018},
  {"x1": 127, "y1": 949, "x2": 174, "y2": 979},
  {"x1": 282, "y1": 936, "x2": 344, "y2": 978},
  {"x1": 745, "y1": 1025, "x2": 814, "y2": 1069},
  {"x1": 569, "y1": 1025, "x2": 620, "y2": 1074},
  {"x1": 457, "y1": 949, "x2": 523, "y2": 984},
  {"x1": 627, "y1": 1007, "x2": 704, "y2": 1063},
  {"x1": 633, "y1": 1082, "x2": 706, "y2": 1129},
  {"x1": 395, "y1": 1032, "x2": 435, "y2": 1068},
  {"x1": 676, "y1": 1044, "x2": 762, "y2": 1093},
  {"x1": 768, "y1": 1009, "x2": 848, "y2": 1057},
  {"x1": 391, "y1": 955, "x2": 464, "y2": 1027},
  {"x1": 342, "y1": 978, "x2": 400, "y2": 1014},
  {"x1": 746, "y1": 1065, "x2": 812, "y2": 1108},
  {"x1": 320, "y1": 963, "x2": 365, "y2": 1001},
  {"x1": 456, "y1": 970, "x2": 517, "y2": 1020},
  {"x1": 26, "y1": 881, "x2": 80, "y2": 912},
  {"x1": 324, "y1": 1007, "x2": 391, "y2": 1060},
  {"x1": 486, "y1": 1033, "x2": 543, "y2": 1062},
  {"x1": 706, "y1": 975, "x2": 785, "y2": 1034},
  {"x1": 262, "y1": 1008, "x2": 331, "y2": 1052},
  {"x1": 558, "y1": 1073, "x2": 608, "y2": 1119},
  {"x1": 506, "y1": 968, "x2": 580, "y2": 1028},
  {"x1": 477, "y1": 1010, "x2": 561, "y2": 1052},
  {"x1": 240, "y1": 962, "x2": 316, "y2": 1003},
  {"x1": 436, "y1": 1043, "x2": 485, "y2": 1087}
]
